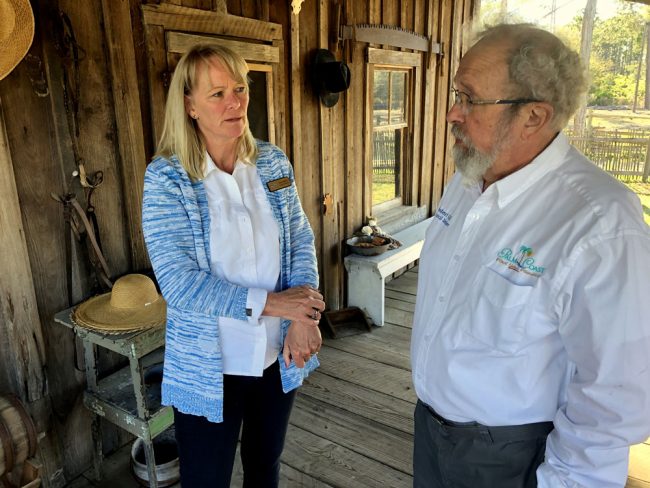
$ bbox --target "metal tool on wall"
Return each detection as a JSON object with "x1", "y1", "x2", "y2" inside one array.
[{"x1": 339, "y1": 23, "x2": 443, "y2": 69}]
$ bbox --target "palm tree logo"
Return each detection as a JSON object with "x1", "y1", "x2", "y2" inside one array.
[{"x1": 515, "y1": 246, "x2": 533, "y2": 267}]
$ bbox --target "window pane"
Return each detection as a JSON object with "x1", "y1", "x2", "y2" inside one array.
[
  {"x1": 372, "y1": 127, "x2": 401, "y2": 205},
  {"x1": 248, "y1": 71, "x2": 269, "y2": 140},
  {"x1": 390, "y1": 72, "x2": 406, "y2": 124},
  {"x1": 373, "y1": 71, "x2": 389, "y2": 126}
]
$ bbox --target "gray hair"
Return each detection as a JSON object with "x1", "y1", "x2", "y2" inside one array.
[{"x1": 476, "y1": 24, "x2": 589, "y2": 131}]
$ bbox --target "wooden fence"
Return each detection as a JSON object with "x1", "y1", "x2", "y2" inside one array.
[
  {"x1": 373, "y1": 126, "x2": 650, "y2": 182},
  {"x1": 565, "y1": 128, "x2": 650, "y2": 182},
  {"x1": 373, "y1": 128, "x2": 398, "y2": 175}
]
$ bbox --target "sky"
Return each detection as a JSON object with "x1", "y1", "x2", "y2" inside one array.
[{"x1": 490, "y1": 0, "x2": 635, "y2": 28}]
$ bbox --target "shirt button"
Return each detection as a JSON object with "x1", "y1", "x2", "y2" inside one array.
[
  {"x1": 452, "y1": 255, "x2": 460, "y2": 262},
  {"x1": 438, "y1": 296, "x2": 446, "y2": 302}
]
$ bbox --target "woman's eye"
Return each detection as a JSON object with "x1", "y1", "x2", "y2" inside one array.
[
  {"x1": 235, "y1": 86, "x2": 247, "y2": 94},
  {"x1": 212, "y1": 91, "x2": 224, "y2": 98}
]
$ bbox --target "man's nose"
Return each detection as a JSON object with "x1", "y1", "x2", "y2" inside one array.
[{"x1": 446, "y1": 102, "x2": 464, "y2": 124}]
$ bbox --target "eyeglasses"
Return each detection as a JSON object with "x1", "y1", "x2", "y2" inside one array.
[{"x1": 451, "y1": 88, "x2": 541, "y2": 110}]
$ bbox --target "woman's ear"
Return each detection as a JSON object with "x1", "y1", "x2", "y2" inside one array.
[
  {"x1": 522, "y1": 102, "x2": 554, "y2": 138},
  {"x1": 184, "y1": 95, "x2": 195, "y2": 119}
]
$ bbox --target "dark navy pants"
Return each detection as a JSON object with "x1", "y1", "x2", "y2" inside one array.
[
  {"x1": 173, "y1": 361, "x2": 296, "y2": 488},
  {"x1": 414, "y1": 400, "x2": 552, "y2": 488}
]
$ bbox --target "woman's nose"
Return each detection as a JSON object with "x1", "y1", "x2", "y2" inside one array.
[{"x1": 226, "y1": 91, "x2": 241, "y2": 109}]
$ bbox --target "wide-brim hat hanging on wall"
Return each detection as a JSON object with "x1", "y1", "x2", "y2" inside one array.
[
  {"x1": 73, "y1": 274, "x2": 167, "y2": 333},
  {"x1": 311, "y1": 49, "x2": 351, "y2": 108},
  {"x1": 0, "y1": 0, "x2": 35, "y2": 81}
]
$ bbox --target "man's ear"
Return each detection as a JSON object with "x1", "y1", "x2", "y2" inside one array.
[{"x1": 522, "y1": 102, "x2": 554, "y2": 138}]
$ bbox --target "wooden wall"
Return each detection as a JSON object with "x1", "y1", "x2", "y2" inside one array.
[{"x1": 0, "y1": 0, "x2": 476, "y2": 485}]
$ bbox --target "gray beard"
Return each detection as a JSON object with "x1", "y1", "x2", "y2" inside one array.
[{"x1": 451, "y1": 125, "x2": 497, "y2": 188}]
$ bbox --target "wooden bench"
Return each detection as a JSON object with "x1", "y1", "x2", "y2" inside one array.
[{"x1": 344, "y1": 217, "x2": 433, "y2": 326}]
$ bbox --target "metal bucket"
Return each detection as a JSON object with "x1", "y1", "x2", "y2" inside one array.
[{"x1": 130, "y1": 428, "x2": 179, "y2": 487}]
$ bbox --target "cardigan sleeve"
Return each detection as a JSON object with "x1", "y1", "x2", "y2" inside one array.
[{"x1": 142, "y1": 158, "x2": 250, "y2": 321}]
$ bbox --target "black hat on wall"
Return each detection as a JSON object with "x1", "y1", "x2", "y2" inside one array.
[{"x1": 311, "y1": 49, "x2": 351, "y2": 108}]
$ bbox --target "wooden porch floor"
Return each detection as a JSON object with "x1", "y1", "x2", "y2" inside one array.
[{"x1": 68, "y1": 267, "x2": 649, "y2": 487}]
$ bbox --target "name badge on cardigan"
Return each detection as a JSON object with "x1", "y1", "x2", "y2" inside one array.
[{"x1": 267, "y1": 177, "x2": 291, "y2": 192}]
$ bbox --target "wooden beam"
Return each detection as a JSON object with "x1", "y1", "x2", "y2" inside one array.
[
  {"x1": 142, "y1": 4, "x2": 282, "y2": 41},
  {"x1": 167, "y1": 31, "x2": 280, "y2": 63},
  {"x1": 101, "y1": 0, "x2": 149, "y2": 270}
]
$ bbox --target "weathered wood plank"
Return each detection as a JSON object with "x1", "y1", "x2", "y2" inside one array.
[
  {"x1": 231, "y1": 443, "x2": 333, "y2": 488},
  {"x1": 291, "y1": 395, "x2": 413, "y2": 474},
  {"x1": 316, "y1": 347, "x2": 416, "y2": 403},
  {"x1": 323, "y1": 327, "x2": 411, "y2": 370},
  {"x1": 386, "y1": 272, "x2": 418, "y2": 294},
  {"x1": 101, "y1": 0, "x2": 149, "y2": 270},
  {"x1": 299, "y1": 371, "x2": 414, "y2": 434},
  {"x1": 385, "y1": 307, "x2": 415, "y2": 328},
  {"x1": 144, "y1": 23, "x2": 168, "y2": 150},
  {"x1": 142, "y1": 4, "x2": 282, "y2": 41},
  {"x1": 289, "y1": 7, "x2": 303, "y2": 187},
  {"x1": 386, "y1": 289, "x2": 417, "y2": 307},
  {"x1": 166, "y1": 31, "x2": 279, "y2": 63},
  {"x1": 282, "y1": 424, "x2": 412, "y2": 488},
  {"x1": 431, "y1": 0, "x2": 454, "y2": 208},
  {"x1": 0, "y1": 101, "x2": 46, "y2": 401},
  {"x1": 630, "y1": 442, "x2": 650, "y2": 485}
]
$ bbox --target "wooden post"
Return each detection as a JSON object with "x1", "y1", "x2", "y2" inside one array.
[{"x1": 101, "y1": 0, "x2": 150, "y2": 271}]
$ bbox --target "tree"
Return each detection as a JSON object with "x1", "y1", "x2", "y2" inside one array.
[{"x1": 574, "y1": 0, "x2": 597, "y2": 133}]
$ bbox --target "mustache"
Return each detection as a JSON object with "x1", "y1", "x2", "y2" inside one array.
[{"x1": 451, "y1": 125, "x2": 470, "y2": 145}]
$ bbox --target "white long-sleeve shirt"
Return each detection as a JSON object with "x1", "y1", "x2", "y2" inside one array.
[
  {"x1": 204, "y1": 154, "x2": 282, "y2": 376},
  {"x1": 411, "y1": 133, "x2": 650, "y2": 487}
]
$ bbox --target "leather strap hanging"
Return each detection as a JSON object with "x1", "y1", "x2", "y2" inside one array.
[{"x1": 51, "y1": 190, "x2": 113, "y2": 298}]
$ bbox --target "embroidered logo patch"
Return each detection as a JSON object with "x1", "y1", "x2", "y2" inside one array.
[
  {"x1": 434, "y1": 207, "x2": 452, "y2": 226},
  {"x1": 490, "y1": 245, "x2": 546, "y2": 286}
]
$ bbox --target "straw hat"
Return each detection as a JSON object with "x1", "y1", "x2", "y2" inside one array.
[
  {"x1": 0, "y1": 0, "x2": 35, "y2": 81},
  {"x1": 73, "y1": 274, "x2": 166, "y2": 333}
]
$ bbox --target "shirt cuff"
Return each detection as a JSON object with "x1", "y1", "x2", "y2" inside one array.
[{"x1": 246, "y1": 288, "x2": 268, "y2": 326}]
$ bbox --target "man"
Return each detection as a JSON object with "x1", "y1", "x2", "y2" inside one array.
[{"x1": 411, "y1": 23, "x2": 650, "y2": 488}]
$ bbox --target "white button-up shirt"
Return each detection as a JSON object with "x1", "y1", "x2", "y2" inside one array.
[
  {"x1": 203, "y1": 154, "x2": 282, "y2": 376},
  {"x1": 411, "y1": 133, "x2": 650, "y2": 487}
]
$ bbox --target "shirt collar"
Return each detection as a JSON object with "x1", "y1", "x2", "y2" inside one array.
[
  {"x1": 491, "y1": 132, "x2": 570, "y2": 208},
  {"x1": 203, "y1": 152, "x2": 246, "y2": 178}
]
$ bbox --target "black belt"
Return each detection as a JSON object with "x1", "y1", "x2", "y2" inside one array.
[{"x1": 422, "y1": 401, "x2": 554, "y2": 443}]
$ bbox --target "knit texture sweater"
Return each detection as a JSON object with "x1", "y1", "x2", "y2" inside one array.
[{"x1": 142, "y1": 140, "x2": 319, "y2": 422}]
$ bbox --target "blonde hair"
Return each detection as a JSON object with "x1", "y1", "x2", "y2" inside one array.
[{"x1": 155, "y1": 44, "x2": 258, "y2": 181}]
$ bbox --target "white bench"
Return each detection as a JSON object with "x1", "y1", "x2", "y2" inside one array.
[{"x1": 344, "y1": 217, "x2": 434, "y2": 326}]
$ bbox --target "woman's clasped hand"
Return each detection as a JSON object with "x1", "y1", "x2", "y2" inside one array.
[{"x1": 264, "y1": 285, "x2": 325, "y2": 368}]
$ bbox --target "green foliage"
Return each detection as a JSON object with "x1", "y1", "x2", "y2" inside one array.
[
  {"x1": 561, "y1": 1, "x2": 646, "y2": 106},
  {"x1": 480, "y1": 1, "x2": 650, "y2": 107}
]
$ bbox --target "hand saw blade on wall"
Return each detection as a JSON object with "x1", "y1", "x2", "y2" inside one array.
[{"x1": 340, "y1": 24, "x2": 441, "y2": 54}]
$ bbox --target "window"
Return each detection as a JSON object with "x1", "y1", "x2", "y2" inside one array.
[
  {"x1": 372, "y1": 69, "x2": 409, "y2": 206},
  {"x1": 366, "y1": 48, "x2": 421, "y2": 215}
]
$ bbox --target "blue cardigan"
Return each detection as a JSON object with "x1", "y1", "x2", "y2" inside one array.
[{"x1": 142, "y1": 140, "x2": 319, "y2": 422}]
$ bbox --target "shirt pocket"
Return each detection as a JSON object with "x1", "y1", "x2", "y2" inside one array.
[{"x1": 461, "y1": 265, "x2": 535, "y2": 354}]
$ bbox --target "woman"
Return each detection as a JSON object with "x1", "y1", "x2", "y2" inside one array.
[{"x1": 142, "y1": 44, "x2": 324, "y2": 488}]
